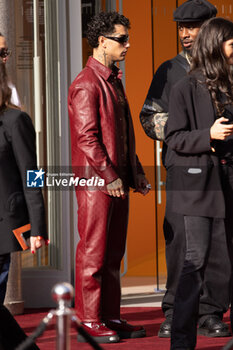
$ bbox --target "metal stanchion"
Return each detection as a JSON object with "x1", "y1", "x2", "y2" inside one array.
[
  {"x1": 16, "y1": 282, "x2": 103, "y2": 350},
  {"x1": 52, "y1": 283, "x2": 74, "y2": 350}
]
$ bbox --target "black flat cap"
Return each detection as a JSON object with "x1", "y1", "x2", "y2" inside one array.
[{"x1": 173, "y1": 0, "x2": 217, "y2": 22}]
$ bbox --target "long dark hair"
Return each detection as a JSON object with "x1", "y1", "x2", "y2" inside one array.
[
  {"x1": 190, "y1": 17, "x2": 233, "y2": 115},
  {"x1": 0, "y1": 61, "x2": 11, "y2": 110}
]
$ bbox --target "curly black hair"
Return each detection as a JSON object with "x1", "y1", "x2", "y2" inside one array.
[{"x1": 86, "y1": 11, "x2": 130, "y2": 48}]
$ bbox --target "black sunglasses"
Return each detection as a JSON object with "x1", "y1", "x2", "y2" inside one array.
[
  {"x1": 104, "y1": 35, "x2": 129, "y2": 44},
  {"x1": 0, "y1": 48, "x2": 11, "y2": 58}
]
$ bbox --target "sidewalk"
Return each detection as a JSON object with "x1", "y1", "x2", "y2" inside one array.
[{"x1": 121, "y1": 276, "x2": 165, "y2": 307}]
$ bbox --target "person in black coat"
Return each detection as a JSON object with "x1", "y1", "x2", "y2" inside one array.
[
  {"x1": 0, "y1": 55, "x2": 48, "y2": 349},
  {"x1": 0, "y1": 32, "x2": 22, "y2": 303},
  {"x1": 0, "y1": 61, "x2": 48, "y2": 298},
  {"x1": 165, "y1": 17, "x2": 233, "y2": 350},
  {"x1": 140, "y1": 0, "x2": 231, "y2": 338}
]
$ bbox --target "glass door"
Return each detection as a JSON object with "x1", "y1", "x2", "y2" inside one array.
[{"x1": 13, "y1": 0, "x2": 74, "y2": 307}]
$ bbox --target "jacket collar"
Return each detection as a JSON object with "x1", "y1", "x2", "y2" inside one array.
[{"x1": 86, "y1": 56, "x2": 122, "y2": 81}]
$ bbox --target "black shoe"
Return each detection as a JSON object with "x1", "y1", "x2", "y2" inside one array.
[
  {"x1": 104, "y1": 319, "x2": 146, "y2": 339},
  {"x1": 198, "y1": 316, "x2": 231, "y2": 337},
  {"x1": 158, "y1": 316, "x2": 172, "y2": 338}
]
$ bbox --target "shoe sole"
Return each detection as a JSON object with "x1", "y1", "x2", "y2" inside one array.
[
  {"x1": 197, "y1": 329, "x2": 231, "y2": 338},
  {"x1": 158, "y1": 330, "x2": 171, "y2": 338},
  {"x1": 117, "y1": 329, "x2": 146, "y2": 339},
  {"x1": 77, "y1": 334, "x2": 120, "y2": 343}
]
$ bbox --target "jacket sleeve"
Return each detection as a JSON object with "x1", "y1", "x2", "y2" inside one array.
[
  {"x1": 11, "y1": 112, "x2": 47, "y2": 238},
  {"x1": 165, "y1": 83, "x2": 212, "y2": 154},
  {"x1": 139, "y1": 63, "x2": 170, "y2": 141},
  {"x1": 139, "y1": 98, "x2": 168, "y2": 141},
  {"x1": 136, "y1": 155, "x2": 145, "y2": 175},
  {"x1": 68, "y1": 84, "x2": 118, "y2": 184}
]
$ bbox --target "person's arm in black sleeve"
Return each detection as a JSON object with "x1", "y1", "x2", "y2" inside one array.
[
  {"x1": 11, "y1": 112, "x2": 47, "y2": 239},
  {"x1": 139, "y1": 62, "x2": 170, "y2": 141},
  {"x1": 165, "y1": 83, "x2": 211, "y2": 154}
]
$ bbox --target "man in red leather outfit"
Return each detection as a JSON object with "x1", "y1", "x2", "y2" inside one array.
[{"x1": 68, "y1": 11, "x2": 149, "y2": 344}]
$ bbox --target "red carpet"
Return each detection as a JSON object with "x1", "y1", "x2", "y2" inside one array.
[{"x1": 15, "y1": 307, "x2": 232, "y2": 349}]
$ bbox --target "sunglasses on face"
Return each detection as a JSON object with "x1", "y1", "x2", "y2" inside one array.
[
  {"x1": 104, "y1": 35, "x2": 129, "y2": 44},
  {"x1": 0, "y1": 48, "x2": 11, "y2": 58}
]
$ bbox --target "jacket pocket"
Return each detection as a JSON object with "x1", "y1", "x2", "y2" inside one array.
[
  {"x1": 6, "y1": 192, "x2": 27, "y2": 215},
  {"x1": 181, "y1": 163, "x2": 213, "y2": 192}
]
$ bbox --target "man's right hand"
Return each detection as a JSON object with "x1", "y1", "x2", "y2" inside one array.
[{"x1": 107, "y1": 178, "x2": 125, "y2": 198}]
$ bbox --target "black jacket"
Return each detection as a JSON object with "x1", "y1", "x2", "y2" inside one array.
[
  {"x1": 139, "y1": 53, "x2": 189, "y2": 162},
  {"x1": 0, "y1": 108, "x2": 47, "y2": 254},
  {"x1": 165, "y1": 72, "x2": 229, "y2": 218}
]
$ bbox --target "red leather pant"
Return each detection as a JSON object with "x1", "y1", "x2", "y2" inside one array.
[{"x1": 75, "y1": 189, "x2": 129, "y2": 322}]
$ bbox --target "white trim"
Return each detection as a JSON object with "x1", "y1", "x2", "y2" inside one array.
[{"x1": 67, "y1": 0, "x2": 83, "y2": 280}]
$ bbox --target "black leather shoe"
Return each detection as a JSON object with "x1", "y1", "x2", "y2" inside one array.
[
  {"x1": 158, "y1": 315, "x2": 172, "y2": 338},
  {"x1": 198, "y1": 316, "x2": 231, "y2": 337},
  {"x1": 104, "y1": 319, "x2": 146, "y2": 339}
]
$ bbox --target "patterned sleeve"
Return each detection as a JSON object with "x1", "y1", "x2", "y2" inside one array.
[
  {"x1": 139, "y1": 61, "x2": 172, "y2": 141},
  {"x1": 140, "y1": 98, "x2": 168, "y2": 141}
]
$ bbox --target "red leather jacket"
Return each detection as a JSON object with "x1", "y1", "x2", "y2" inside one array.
[{"x1": 68, "y1": 57, "x2": 144, "y2": 190}]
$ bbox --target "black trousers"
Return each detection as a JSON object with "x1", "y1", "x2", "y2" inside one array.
[
  {"x1": 162, "y1": 173, "x2": 231, "y2": 323},
  {"x1": 171, "y1": 164, "x2": 233, "y2": 349},
  {"x1": 0, "y1": 256, "x2": 39, "y2": 350},
  {"x1": 171, "y1": 216, "x2": 219, "y2": 349}
]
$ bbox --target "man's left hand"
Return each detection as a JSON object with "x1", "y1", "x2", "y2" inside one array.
[{"x1": 134, "y1": 174, "x2": 150, "y2": 196}]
